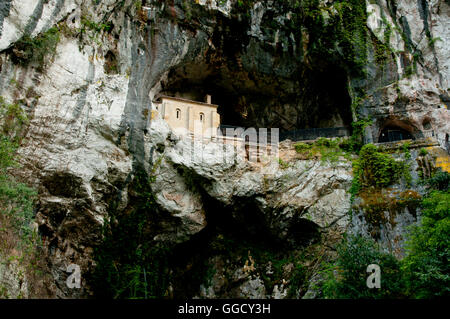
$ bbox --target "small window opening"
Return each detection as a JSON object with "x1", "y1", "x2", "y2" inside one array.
[
  {"x1": 423, "y1": 120, "x2": 432, "y2": 130},
  {"x1": 379, "y1": 126, "x2": 414, "y2": 143},
  {"x1": 176, "y1": 108, "x2": 181, "y2": 119}
]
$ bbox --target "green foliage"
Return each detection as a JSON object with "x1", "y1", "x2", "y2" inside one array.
[
  {"x1": 290, "y1": 0, "x2": 368, "y2": 72},
  {"x1": 294, "y1": 137, "x2": 351, "y2": 164},
  {"x1": 207, "y1": 233, "x2": 309, "y2": 297},
  {"x1": 402, "y1": 141, "x2": 411, "y2": 159},
  {"x1": 428, "y1": 36, "x2": 442, "y2": 49},
  {"x1": 340, "y1": 168, "x2": 448, "y2": 299},
  {"x1": 347, "y1": 117, "x2": 372, "y2": 152},
  {"x1": 278, "y1": 158, "x2": 290, "y2": 169},
  {"x1": 322, "y1": 235, "x2": 404, "y2": 299},
  {"x1": 0, "y1": 119, "x2": 37, "y2": 251},
  {"x1": 0, "y1": 97, "x2": 44, "y2": 296},
  {"x1": 254, "y1": 249, "x2": 308, "y2": 297},
  {"x1": 11, "y1": 27, "x2": 60, "y2": 71},
  {"x1": 315, "y1": 137, "x2": 349, "y2": 163},
  {"x1": 0, "y1": 97, "x2": 28, "y2": 142},
  {"x1": 353, "y1": 144, "x2": 411, "y2": 192},
  {"x1": 81, "y1": 17, "x2": 113, "y2": 33},
  {"x1": 425, "y1": 171, "x2": 450, "y2": 191},
  {"x1": 419, "y1": 148, "x2": 428, "y2": 157},
  {"x1": 251, "y1": 0, "x2": 369, "y2": 76},
  {"x1": 404, "y1": 63, "x2": 416, "y2": 78},
  {"x1": 0, "y1": 136, "x2": 18, "y2": 173},
  {"x1": 333, "y1": 0, "x2": 369, "y2": 73},
  {"x1": 402, "y1": 190, "x2": 450, "y2": 298},
  {"x1": 287, "y1": 263, "x2": 306, "y2": 297},
  {"x1": 358, "y1": 189, "x2": 422, "y2": 229},
  {"x1": 373, "y1": 15, "x2": 394, "y2": 67},
  {"x1": 134, "y1": 0, "x2": 142, "y2": 11},
  {"x1": 295, "y1": 142, "x2": 313, "y2": 155},
  {"x1": 92, "y1": 167, "x2": 171, "y2": 299}
]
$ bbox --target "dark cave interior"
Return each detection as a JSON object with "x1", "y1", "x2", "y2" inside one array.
[
  {"x1": 378, "y1": 126, "x2": 415, "y2": 143},
  {"x1": 158, "y1": 60, "x2": 353, "y2": 133},
  {"x1": 166, "y1": 180, "x2": 320, "y2": 298}
]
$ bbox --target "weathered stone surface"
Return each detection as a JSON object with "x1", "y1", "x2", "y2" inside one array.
[
  {"x1": 361, "y1": 0, "x2": 450, "y2": 148},
  {"x1": 236, "y1": 276, "x2": 266, "y2": 299},
  {"x1": 0, "y1": 0, "x2": 448, "y2": 298},
  {"x1": 0, "y1": 260, "x2": 28, "y2": 298}
]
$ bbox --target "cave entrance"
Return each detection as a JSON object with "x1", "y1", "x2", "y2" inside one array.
[
  {"x1": 167, "y1": 188, "x2": 320, "y2": 298},
  {"x1": 158, "y1": 59, "x2": 353, "y2": 135},
  {"x1": 378, "y1": 126, "x2": 415, "y2": 143}
]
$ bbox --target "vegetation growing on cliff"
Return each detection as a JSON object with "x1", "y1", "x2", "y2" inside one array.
[
  {"x1": 352, "y1": 143, "x2": 411, "y2": 195},
  {"x1": 349, "y1": 143, "x2": 414, "y2": 234},
  {"x1": 0, "y1": 98, "x2": 35, "y2": 249},
  {"x1": 402, "y1": 186, "x2": 450, "y2": 298},
  {"x1": 92, "y1": 169, "x2": 171, "y2": 299},
  {"x1": 10, "y1": 27, "x2": 60, "y2": 71},
  {"x1": 0, "y1": 136, "x2": 37, "y2": 253},
  {"x1": 322, "y1": 234, "x2": 404, "y2": 299},
  {"x1": 294, "y1": 137, "x2": 352, "y2": 163},
  {"x1": 173, "y1": 230, "x2": 315, "y2": 299},
  {"x1": 324, "y1": 171, "x2": 450, "y2": 299},
  {"x1": 347, "y1": 117, "x2": 373, "y2": 152},
  {"x1": 0, "y1": 98, "x2": 49, "y2": 298},
  {"x1": 285, "y1": 0, "x2": 369, "y2": 75},
  {"x1": 358, "y1": 189, "x2": 421, "y2": 232},
  {"x1": 0, "y1": 98, "x2": 29, "y2": 142}
]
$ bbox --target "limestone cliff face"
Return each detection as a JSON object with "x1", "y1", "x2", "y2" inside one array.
[
  {"x1": 360, "y1": 0, "x2": 450, "y2": 147},
  {"x1": 0, "y1": 0, "x2": 448, "y2": 298}
]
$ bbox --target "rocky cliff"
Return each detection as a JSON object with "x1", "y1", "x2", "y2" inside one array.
[{"x1": 0, "y1": 0, "x2": 448, "y2": 298}]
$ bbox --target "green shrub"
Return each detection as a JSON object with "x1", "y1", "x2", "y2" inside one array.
[
  {"x1": 11, "y1": 27, "x2": 60, "y2": 71},
  {"x1": 0, "y1": 97, "x2": 28, "y2": 141},
  {"x1": 278, "y1": 158, "x2": 290, "y2": 169},
  {"x1": 92, "y1": 169, "x2": 171, "y2": 299},
  {"x1": 353, "y1": 144, "x2": 410, "y2": 191},
  {"x1": 338, "y1": 138, "x2": 353, "y2": 152},
  {"x1": 401, "y1": 190, "x2": 450, "y2": 298},
  {"x1": 0, "y1": 99, "x2": 36, "y2": 248},
  {"x1": 0, "y1": 134, "x2": 38, "y2": 263},
  {"x1": 295, "y1": 142, "x2": 312, "y2": 154},
  {"x1": 402, "y1": 142, "x2": 411, "y2": 159},
  {"x1": 347, "y1": 118, "x2": 372, "y2": 152},
  {"x1": 425, "y1": 171, "x2": 450, "y2": 191},
  {"x1": 419, "y1": 148, "x2": 428, "y2": 157},
  {"x1": 288, "y1": 263, "x2": 306, "y2": 297},
  {"x1": 81, "y1": 17, "x2": 113, "y2": 33},
  {"x1": 322, "y1": 235, "x2": 404, "y2": 299},
  {"x1": 0, "y1": 135, "x2": 18, "y2": 172},
  {"x1": 315, "y1": 137, "x2": 334, "y2": 148},
  {"x1": 0, "y1": 95, "x2": 46, "y2": 298},
  {"x1": 295, "y1": 138, "x2": 350, "y2": 163}
]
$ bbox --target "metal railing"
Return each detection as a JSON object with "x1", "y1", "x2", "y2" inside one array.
[
  {"x1": 279, "y1": 127, "x2": 350, "y2": 142},
  {"x1": 218, "y1": 125, "x2": 278, "y2": 144},
  {"x1": 220, "y1": 125, "x2": 350, "y2": 143},
  {"x1": 219, "y1": 125, "x2": 245, "y2": 137}
]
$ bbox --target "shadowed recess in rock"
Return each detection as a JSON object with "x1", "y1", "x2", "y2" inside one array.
[
  {"x1": 159, "y1": 59, "x2": 353, "y2": 132},
  {"x1": 167, "y1": 189, "x2": 320, "y2": 298}
]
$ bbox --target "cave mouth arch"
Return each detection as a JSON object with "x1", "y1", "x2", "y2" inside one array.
[
  {"x1": 378, "y1": 125, "x2": 415, "y2": 143},
  {"x1": 422, "y1": 119, "x2": 433, "y2": 130},
  {"x1": 157, "y1": 59, "x2": 353, "y2": 133},
  {"x1": 166, "y1": 191, "x2": 321, "y2": 298}
]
